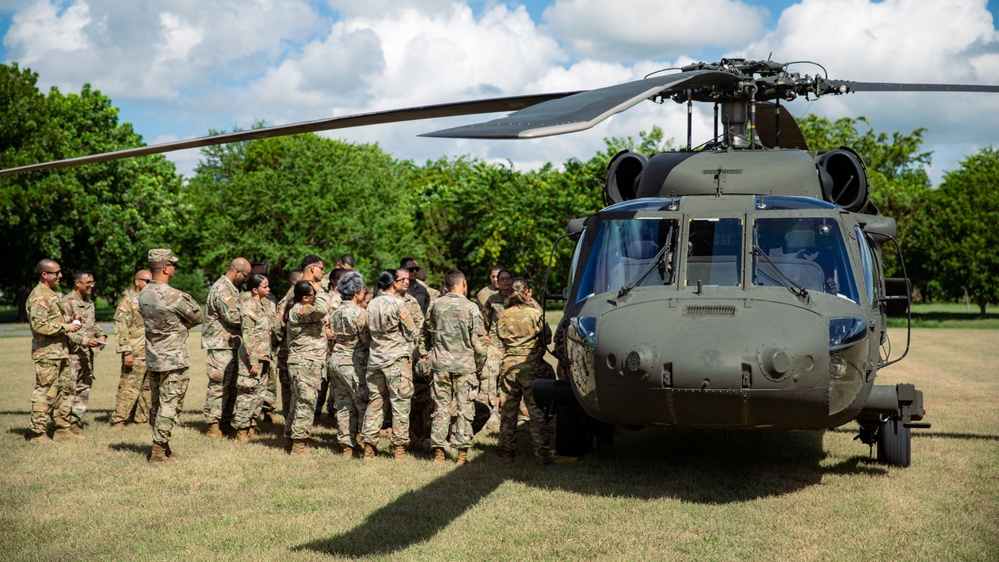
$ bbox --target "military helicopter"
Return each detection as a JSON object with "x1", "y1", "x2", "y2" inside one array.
[{"x1": 6, "y1": 57, "x2": 995, "y2": 466}]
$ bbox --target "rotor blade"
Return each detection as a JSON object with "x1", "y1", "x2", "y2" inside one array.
[
  {"x1": 829, "y1": 80, "x2": 999, "y2": 93},
  {"x1": 0, "y1": 93, "x2": 577, "y2": 177},
  {"x1": 422, "y1": 70, "x2": 741, "y2": 139}
]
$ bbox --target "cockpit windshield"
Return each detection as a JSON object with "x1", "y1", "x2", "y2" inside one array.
[
  {"x1": 576, "y1": 218, "x2": 679, "y2": 303},
  {"x1": 752, "y1": 217, "x2": 858, "y2": 302}
]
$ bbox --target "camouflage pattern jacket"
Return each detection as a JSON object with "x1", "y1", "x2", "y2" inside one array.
[
  {"x1": 113, "y1": 289, "x2": 145, "y2": 359},
  {"x1": 27, "y1": 282, "x2": 74, "y2": 360},
  {"x1": 286, "y1": 302, "x2": 328, "y2": 364},
  {"x1": 367, "y1": 292, "x2": 417, "y2": 370},
  {"x1": 240, "y1": 294, "x2": 273, "y2": 369},
  {"x1": 139, "y1": 280, "x2": 204, "y2": 371},
  {"x1": 476, "y1": 286, "x2": 498, "y2": 309},
  {"x1": 62, "y1": 291, "x2": 107, "y2": 355},
  {"x1": 497, "y1": 303, "x2": 550, "y2": 364},
  {"x1": 426, "y1": 292, "x2": 487, "y2": 375},
  {"x1": 328, "y1": 300, "x2": 369, "y2": 368},
  {"x1": 202, "y1": 275, "x2": 241, "y2": 350}
]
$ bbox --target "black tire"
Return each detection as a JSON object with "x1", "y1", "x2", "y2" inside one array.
[
  {"x1": 555, "y1": 409, "x2": 591, "y2": 457},
  {"x1": 876, "y1": 418, "x2": 911, "y2": 467}
]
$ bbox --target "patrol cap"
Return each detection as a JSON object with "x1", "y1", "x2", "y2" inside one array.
[{"x1": 148, "y1": 248, "x2": 179, "y2": 265}]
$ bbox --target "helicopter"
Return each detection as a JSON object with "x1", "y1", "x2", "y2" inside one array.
[{"x1": 6, "y1": 57, "x2": 996, "y2": 467}]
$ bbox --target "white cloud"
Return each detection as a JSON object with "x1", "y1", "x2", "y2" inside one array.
[{"x1": 541, "y1": 0, "x2": 768, "y2": 60}]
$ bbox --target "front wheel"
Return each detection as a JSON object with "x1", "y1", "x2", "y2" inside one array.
[{"x1": 876, "y1": 418, "x2": 911, "y2": 467}]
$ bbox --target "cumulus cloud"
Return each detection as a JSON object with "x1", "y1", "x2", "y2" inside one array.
[{"x1": 542, "y1": 0, "x2": 768, "y2": 61}]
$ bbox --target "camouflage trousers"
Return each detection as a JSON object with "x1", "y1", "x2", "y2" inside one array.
[
  {"x1": 232, "y1": 353, "x2": 269, "y2": 430},
  {"x1": 149, "y1": 368, "x2": 190, "y2": 445},
  {"x1": 262, "y1": 358, "x2": 278, "y2": 414},
  {"x1": 430, "y1": 371, "x2": 477, "y2": 450},
  {"x1": 360, "y1": 357, "x2": 413, "y2": 447},
  {"x1": 481, "y1": 345, "x2": 503, "y2": 412},
  {"x1": 30, "y1": 357, "x2": 74, "y2": 435},
  {"x1": 328, "y1": 361, "x2": 367, "y2": 447},
  {"x1": 67, "y1": 349, "x2": 95, "y2": 426},
  {"x1": 285, "y1": 358, "x2": 324, "y2": 440},
  {"x1": 203, "y1": 348, "x2": 237, "y2": 425},
  {"x1": 497, "y1": 358, "x2": 550, "y2": 456},
  {"x1": 110, "y1": 356, "x2": 151, "y2": 425},
  {"x1": 278, "y1": 355, "x2": 292, "y2": 415}
]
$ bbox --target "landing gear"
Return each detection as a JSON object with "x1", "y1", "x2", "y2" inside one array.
[{"x1": 858, "y1": 418, "x2": 911, "y2": 468}]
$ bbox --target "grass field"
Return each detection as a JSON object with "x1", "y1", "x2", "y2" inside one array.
[{"x1": 1, "y1": 330, "x2": 997, "y2": 561}]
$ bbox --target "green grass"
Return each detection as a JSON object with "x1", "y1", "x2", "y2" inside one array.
[
  {"x1": 1, "y1": 330, "x2": 997, "y2": 561},
  {"x1": 886, "y1": 302, "x2": 999, "y2": 329}
]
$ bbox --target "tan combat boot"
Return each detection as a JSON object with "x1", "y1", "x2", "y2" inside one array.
[
  {"x1": 456, "y1": 450, "x2": 468, "y2": 465},
  {"x1": 362, "y1": 443, "x2": 376, "y2": 460},
  {"x1": 110, "y1": 421, "x2": 125, "y2": 429},
  {"x1": 69, "y1": 423, "x2": 85, "y2": 437},
  {"x1": 535, "y1": 454, "x2": 550, "y2": 466},
  {"x1": 205, "y1": 423, "x2": 223, "y2": 438},
  {"x1": 149, "y1": 442, "x2": 169, "y2": 463},
  {"x1": 29, "y1": 431, "x2": 52, "y2": 444},
  {"x1": 290, "y1": 439, "x2": 309, "y2": 456},
  {"x1": 342, "y1": 446, "x2": 354, "y2": 459},
  {"x1": 164, "y1": 442, "x2": 178, "y2": 459},
  {"x1": 500, "y1": 449, "x2": 515, "y2": 463},
  {"x1": 52, "y1": 427, "x2": 80, "y2": 441},
  {"x1": 433, "y1": 447, "x2": 446, "y2": 463},
  {"x1": 394, "y1": 445, "x2": 407, "y2": 461},
  {"x1": 235, "y1": 428, "x2": 250, "y2": 443}
]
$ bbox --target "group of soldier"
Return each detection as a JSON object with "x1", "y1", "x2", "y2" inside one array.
[{"x1": 25, "y1": 247, "x2": 554, "y2": 465}]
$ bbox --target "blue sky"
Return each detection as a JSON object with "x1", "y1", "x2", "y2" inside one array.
[{"x1": 2, "y1": 0, "x2": 999, "y2": 182}]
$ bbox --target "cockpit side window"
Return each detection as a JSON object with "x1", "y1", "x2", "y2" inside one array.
[
  {"x1": 855, "y1": 226, "x2": 877, "y2": 306},
  {"x1": 753, "y1": 217, "x2": 859, "y2": 302},
  {"x1": 575, "y1": 218, "x2": 678, "y2": 303},
  {"x1": 685, "y1": 218, "x2": 743, "y2": 287}
]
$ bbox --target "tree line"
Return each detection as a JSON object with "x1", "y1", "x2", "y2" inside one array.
[{"x1": 2, "y1": 63, "x2": 996, "y2": 317}]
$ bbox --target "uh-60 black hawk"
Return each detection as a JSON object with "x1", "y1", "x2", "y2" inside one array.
[{"x1": 7, "y1": 58, "x2": 998, "y2": 467}]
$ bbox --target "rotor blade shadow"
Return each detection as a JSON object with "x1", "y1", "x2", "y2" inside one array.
[{"x1": 293, "y1": 459, "x2": 507, "y2": 558}]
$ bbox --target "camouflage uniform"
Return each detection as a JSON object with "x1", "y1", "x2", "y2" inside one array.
[
  {"x1": 284, "y1": 295, "x2": 333, "y2": 441},
  {"x1": 360, "y1": 292, "x2": 417, "y2": 447},
  {"x1": 403, "y1": 288, "x2": 432, "y2": 445},
  {"x1": 327, "y1": 300, "x2": 369, "y2": 447},
  {"x1": 427, "y1": 292, "x2": 487, "y2": 450},
  {"x1": 476, "y1": 285, "x2": 498, "y2": 309},
  {"x1": 318, "y1": 292, "x2": 343, "y2": 418},
  {"x1": 202, "y1": 275, "x2": 241, "y2": 426},
  {"x1": 496, "y1": 303, "x2": 552, "y2": 457},
  {"x1": 111, "y1": 289, "x2": 151, "y2": 424},
  {"x1": 233, "y1": 294, "x2": 273, "y2": 430},
  {"x1": 139, "y1": 280, "x2": 203, "y2": 446},
  {"x1": 275, "y1": 286, "x2": 295, "y2": 415},
  {"x1": 480, "y1": 291, "x2": 508, "y2": 412},
  {"x1": 259, "y1": 297, "x2": 281, "y2": 417},
  {"x1": 62, "y1": 291, "x2": 107, "y2": 426},
  {"x1": 26, "y1": 282, "x2": 76, "y2": 436}
]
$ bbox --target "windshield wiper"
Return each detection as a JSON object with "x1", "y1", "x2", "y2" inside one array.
[
  {"x1": 753, "y1": 245, "x2": 809, "y2": 298},
  {"x1": 618, "y1": 226, "x2": 675, "y2": 298}
]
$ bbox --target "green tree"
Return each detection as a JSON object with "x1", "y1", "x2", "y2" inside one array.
[
  {"x1": 908, "y1": 147, "x2": 999, "y2": 315},
  {"x1": 0, "y1": 63, "x2": 183, "y2": 318},
  {"x1": 181, "y1": 133, "x2": 422, "y2": 293}
]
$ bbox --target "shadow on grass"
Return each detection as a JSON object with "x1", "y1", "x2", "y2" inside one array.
[
  {"x1": 108, "y1": 442, "x2": 150, "y2": 459},
  {"x1": 295, "y1": 427, "x2": 855, "y2": 557},
  {"x1": 828, "y1": 426, "x2": 999, "y2": 442},
  {"x1": 7, "y1": 427, "x2": 35, "y2": 440}
]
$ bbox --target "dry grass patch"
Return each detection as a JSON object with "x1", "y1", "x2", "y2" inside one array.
[{"x1": 0, "y1": 330, "x2": 996, "y2": 561}]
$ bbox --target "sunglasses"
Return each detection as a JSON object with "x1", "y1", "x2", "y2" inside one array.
[
  {"x1": 407, "y1": 266, "x2": 421, "y2": 272},
  {"x1": 42, "y1": 270, "x2": 62, "y2": 276},
  {"x1": 138, "y1": 278, "x2": 152, "y2": 283}
]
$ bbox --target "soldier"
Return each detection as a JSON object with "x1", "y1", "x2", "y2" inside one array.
[
  {"x1": 400, "y1": 258, "x2": 433, "y2": 446},
  {"x1": 481, "y1": 267, "x2": 513, "y2": 424},
  {"x1": 62, "y1": 269, "x2": 108, "y2": 435},
  {"x1": 476, "y1": 266, "x2": 503, "y2": 308},
  {"x1": 275, "y1": 268, "x2": 305, "y2": 416},
  {"x1": 26, "y1": 259, "x2": 83, "y2": 442},
  {"x1": 426, "y1": 270, "x2": 487, "y2": 465},
  {"x1": 202, "y1": 257, "x2": 251, "y2": 437},
  {"x1": 336, "y1": 253, "x2": 356, "y2": 270},
  {"x1": 232, "y1": 274, "x2": 273, "y2": 442},
  {"x1": 110, "y1": 270, "x2": 153, "y2": 428},
  {"x1": 139, "y1": 248, "x2": 203, "y2": 463},
  {"x1": 283, "y1": 279, "x2": 331, "y2": 456},
  {"x1": 327, "y1": 271, "x2": 369, "y2": 458},
  {"x1": 317, "y1": 267, "x2": 346, "y2": 422},
  {"x1": 496, "y1": 278, "x2": 552, "y2": 464},
  {"x1": 360, "y1": 269, "x2": 418, "y2": 461}
]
